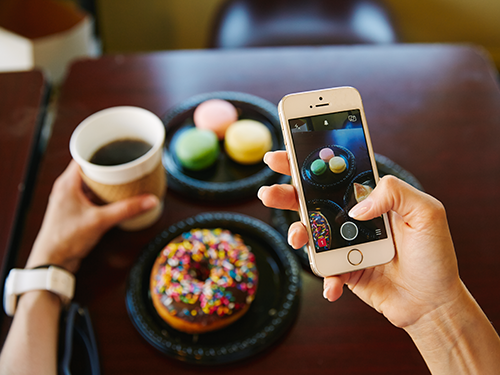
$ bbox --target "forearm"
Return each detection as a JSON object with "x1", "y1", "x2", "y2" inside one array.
[
  {"x1": 0, "y1": 291, "x2": 62, "y2": 375},
  {"x1": 406, "y1": 282, "x2": 500, "y2": 375}
]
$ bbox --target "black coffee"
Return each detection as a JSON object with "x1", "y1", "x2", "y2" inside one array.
[{"x1": 89, "y1": 138, "x2": 152, "y2": 166}]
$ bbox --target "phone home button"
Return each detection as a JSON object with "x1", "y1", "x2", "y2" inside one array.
[{"x1": 347, "y1": 249, "x2": 363, "y2": 266}]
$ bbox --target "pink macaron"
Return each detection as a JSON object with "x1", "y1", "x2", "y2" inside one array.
[
  {"x1": 193, "y1": 99, "x2": 239, "y2": 140},
  {"x1": 319, "y1": 147, "x2": 335, "y2": 162}
]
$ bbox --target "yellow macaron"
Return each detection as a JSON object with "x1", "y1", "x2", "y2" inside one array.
[
  {"x1": 224, "y1": 119, "x2": 272, "y2": 165},
  {"x1": 329, "y1": 156, "x2": 347, "y2": 174}
]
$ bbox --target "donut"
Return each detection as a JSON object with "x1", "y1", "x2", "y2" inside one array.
[
  {"x1": 309, "y1": 211, "x2": 331, "y2": 251},
  {"x1": 149, "y1": 228, "x2": 258, "y2": 334}
]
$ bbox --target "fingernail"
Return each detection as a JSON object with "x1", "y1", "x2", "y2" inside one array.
[
  {"x1": 323, "y1": 286, "x2": 330, "y2": 300},
  {"x1": 142, "y1": 195, "x2": 159, "y2": 210},
  {"x1": 287, "y1": 226, "x2": 297, "y2": 246},
  {"x1": 263, "y1": 152, "x2": 271, "y2": 164},
  {"x1": 257, "y1": 186, "x2": 267, "y2": 200},
  {"x1": 348, "y1": 198, "x2": 373, "y2": 219}
]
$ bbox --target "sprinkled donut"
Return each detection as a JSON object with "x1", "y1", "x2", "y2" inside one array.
[
  {"x1": 150, "y1": 228, "x2": 258, "y2": 334},
  {"x1": 309, "y1": 211, "x2": 331, "y2": 251}
]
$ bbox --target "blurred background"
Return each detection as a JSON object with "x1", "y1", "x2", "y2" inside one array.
[
  {"x1": 95, "y1": 0, "x2": 499, "y2": 67},
  {"x1": 1, "y1": 0, "x2": 499, "y2": 82}
]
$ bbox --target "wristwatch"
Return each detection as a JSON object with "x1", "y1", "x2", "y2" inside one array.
[{"x1": 3, "y1": 265, "x2": 75, "y2": 317}]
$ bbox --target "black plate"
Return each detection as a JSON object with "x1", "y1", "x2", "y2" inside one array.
[
  {"x1": 162, "y1": 92, "x2": 284, "y2": 201},
  {"x1": 301, "y1": 145, "x2": 356, "y2": 190},
  {"x1": 126, "y1": 212, "x2": 301, "y2": 365},
  {"x1": 271, "y1": 154, "x2": 423, "y2": 271}
]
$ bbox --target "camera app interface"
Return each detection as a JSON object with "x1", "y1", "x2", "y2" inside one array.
[{"x1": 289, "y1": 109, "x2": 387, "y2": 253}]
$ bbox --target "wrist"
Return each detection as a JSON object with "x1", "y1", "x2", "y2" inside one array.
[
  {"x1": 405, "y1": 281, "x2": 469, "y2": 346},
  {"x1": 26, "y1": 247, "x2": 81, "y2": 274},
  {"x1": 17, "y1": 289, "x2": 63, "y2": 312},
  {"x1": 404, "y1": 281, "x2": 500, "y2": 374}
]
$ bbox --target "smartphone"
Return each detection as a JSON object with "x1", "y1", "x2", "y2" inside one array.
[{"x1": 278, "y1": 86, "x2": 395, "y2": 277}]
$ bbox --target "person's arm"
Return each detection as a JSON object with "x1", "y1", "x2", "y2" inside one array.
[
  {"x1": 0, "y1": 291, "x2": 62, "y2": 375},
  {"x1": 0, "y1": 160, "x2": 159, "y2": 375},
  {"x1": 258, "y1": 150, "x2": 500, "y2": 375},
  {"x1": 343, "y1": 174, "x2": 500, "y2": 375},
  {"x1": 406, "y1": 285, "x2": 500, "y2": 375}
]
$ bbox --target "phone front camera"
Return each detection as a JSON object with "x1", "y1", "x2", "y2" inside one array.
[{"x1": 319, "y1": 97, "x2": 323, "y2": 100}]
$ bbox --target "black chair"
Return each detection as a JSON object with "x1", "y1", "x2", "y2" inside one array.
[{"x1": 210, "y1": 0, "x2": 398, "y2": 48}]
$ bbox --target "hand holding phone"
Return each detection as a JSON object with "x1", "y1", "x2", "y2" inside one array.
[
  {"x1": 262, "y1": 102, "x2": 500, "y2": 374},
  {"x1": 278, "y1": 86, "x2": 395, "y2": 277}
]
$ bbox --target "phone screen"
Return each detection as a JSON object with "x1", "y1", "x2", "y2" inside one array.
[{"x1": 289, "y1": 109, "x2": 387, "y2": 253}]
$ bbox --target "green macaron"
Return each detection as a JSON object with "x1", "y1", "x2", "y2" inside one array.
[
  {"x1": 311, "y1": 159, "x2": 327, "y2": 175},
  {"x1": 174, "y1": 127, "x2": 220, "y2": 171}
]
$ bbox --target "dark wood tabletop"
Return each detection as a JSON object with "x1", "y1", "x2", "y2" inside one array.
[
  {"x1": 3, "y1": 44, "x2": 500, "y2": 374},
  {"x1": 0, "y1": 69, "x2": 46, "y2": 283}
]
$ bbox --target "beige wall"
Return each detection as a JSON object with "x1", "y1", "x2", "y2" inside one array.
[
  {"x1": 97, "y1": 0, "x2": 500, "y2": 69},
  {"x1": 384, "y1": 0, "x2": 500, "y2": 67},
  {"x1": 97, "y1": 0, "x2": 225, "y2": 52}
]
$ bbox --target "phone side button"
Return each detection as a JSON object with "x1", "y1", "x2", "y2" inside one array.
[{"x1": 347, "y1": 249, "x2": 363, "y2": 266}]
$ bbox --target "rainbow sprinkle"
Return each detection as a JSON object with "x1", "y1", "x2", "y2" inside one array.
[
  {"x1": 152, "y1": 228, "x2": 258, "y2": 321},
  {"x1": 309, "y1": 211, "x2": 331, "y2": 251}
]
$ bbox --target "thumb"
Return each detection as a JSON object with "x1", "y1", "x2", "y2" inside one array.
[
  {"x1": 348, "y1": 175, "x2": 443, "y2": 230},
  {"x1": 97, "y1": 194, "x2": 160, "y2": 228}
]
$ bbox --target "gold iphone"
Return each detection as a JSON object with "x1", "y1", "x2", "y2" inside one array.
[{"x1": 278, "y1": 86, "x2": 395, "y2": 277}]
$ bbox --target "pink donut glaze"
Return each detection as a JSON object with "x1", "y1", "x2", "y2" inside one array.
[{"x1": 193, "y1": 99, "x2": 238, "y2": 140}]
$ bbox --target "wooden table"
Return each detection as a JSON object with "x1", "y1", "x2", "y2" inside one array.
[
  {"x1": 0, "y1": 69, "x2": 47, "y2": 286},
  {"x1": 4, "y1": 44, "x2": 500, "y2": 374}
]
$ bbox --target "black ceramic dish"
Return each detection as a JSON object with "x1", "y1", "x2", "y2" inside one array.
[
  {"x1": 162, "y1": 92, "x2": 284, "y2": 201},
  {"x1": 271, "y1": 154, "x2": 424, "y2": 271},
  {"x1": 126, "y1": 212, "x2": 301, "y2": 365}
]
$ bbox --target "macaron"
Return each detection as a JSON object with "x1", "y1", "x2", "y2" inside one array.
[
  {"x1": 224, "y1": 119, "x2": 272, "y2": 165},
  {"x1": 319, "y1": 148, "x2": 334, "y2": 162},
  {"x1": 329, "y1": 156, "x2": 347, "y2": 174},
  {"x1": 174, "y1": 128, "x2": 219, "y2": 171},
  {"x1": 310, "y1": 159, "x2": 327, "y2": 176},
  {"x1": 193, "y1": 99, "x2": 239, "y2": 140}
]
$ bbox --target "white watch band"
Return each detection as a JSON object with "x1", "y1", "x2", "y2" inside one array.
[{"x1": 3, "y1": 266, "x2": 75, "y2": 317}]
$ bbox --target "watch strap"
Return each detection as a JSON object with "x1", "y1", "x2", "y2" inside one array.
[{"x1": 3, "y1": 266, "x2": 75, "y2": 317}]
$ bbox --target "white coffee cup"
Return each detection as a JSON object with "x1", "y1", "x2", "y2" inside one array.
[{"x1": 70, "y1": 106, "x2": 166, "y2": 230}]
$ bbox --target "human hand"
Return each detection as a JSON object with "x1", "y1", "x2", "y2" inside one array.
[
  {"x1": 258, "y1": 151, "x2": 464, "y2": 329},
  {"x1": 26, "y1": 160, "x2": 160, "y2": 273}
]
